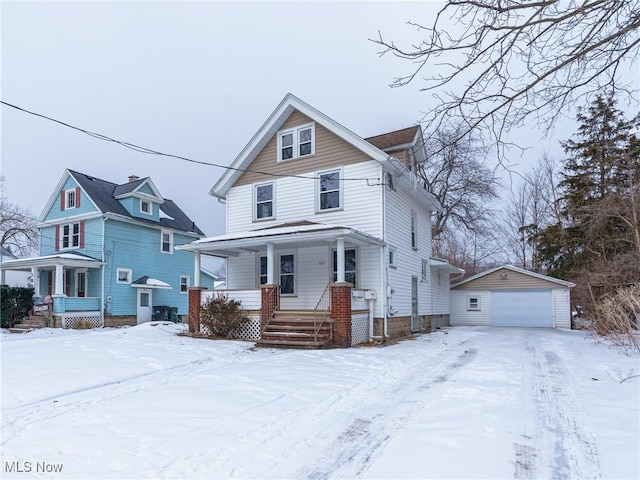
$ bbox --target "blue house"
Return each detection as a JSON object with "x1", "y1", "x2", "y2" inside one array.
[{"x1": 0, "y1": 170, "x2": 207, "y2": 328}]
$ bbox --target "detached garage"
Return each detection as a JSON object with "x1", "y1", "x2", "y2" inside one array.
[{"x1": 450, "y1": 265, "x2": 575, "y2": 328}]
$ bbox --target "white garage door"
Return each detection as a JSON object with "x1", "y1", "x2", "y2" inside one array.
[{"x1": 491, "y1": 290, "x2": 553, "y2": 327}]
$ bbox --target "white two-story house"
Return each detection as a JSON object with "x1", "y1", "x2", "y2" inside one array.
[{"x1": 179, "y1": 94, "x2": 463, "y2": 348}]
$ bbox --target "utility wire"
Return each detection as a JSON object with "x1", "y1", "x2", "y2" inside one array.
[{"x1": 1, "y1": 100, "x2": 383, "y2": 185}]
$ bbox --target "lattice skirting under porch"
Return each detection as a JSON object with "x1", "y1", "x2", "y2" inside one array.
[
  {"x1": 61, "y1": 312, "x2": 103, "y2": 329},
  {"x1": 351, "y1": 313, "x2": 370, "y2": 346},
  {"x1": 200, "y1": 316, "x2": 261, "y2": 341}
]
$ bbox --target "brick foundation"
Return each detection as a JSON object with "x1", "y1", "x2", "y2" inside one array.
[
  {"x1": 103, "y1": 316, "x2": 136, "y2": 328},
  {"x1": 188, "y1": 287, "x2": 205, "y2": 333},
  {"x1": 373, "y1": 314, "x2": 435, "y2": 340},
  {"x1": 330, "y1": 282, "x2": 352, "y2": 348},
  {"x1": 260, "y1": 285, "x2": 279, "y2": 330}
]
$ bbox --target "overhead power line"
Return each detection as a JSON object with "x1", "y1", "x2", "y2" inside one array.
[{"x1": 0, "y1": 100, "x2": 382, "y2": 185}]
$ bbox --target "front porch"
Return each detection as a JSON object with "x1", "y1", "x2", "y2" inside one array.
[
  {"x1": 179, "y1": 222, "x2": 384, "y2": 348},
  {"x1": 1, "y1": 252, "x2": 104, "y2": 328}
]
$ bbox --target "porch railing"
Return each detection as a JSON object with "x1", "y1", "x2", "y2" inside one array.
[
  {"x1": 313, "y1": 283, "x2": 332, "y2": 342},
  {"x1": 52, "y1": 296, "x2": 101, "y2": 314},
  {"x1": 201, "y1": 289, "x2": 261, "y2": 310}
]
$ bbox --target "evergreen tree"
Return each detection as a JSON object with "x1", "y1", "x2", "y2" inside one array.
[{"x1": 538, "y1": 95, "x2": 640, "y2": 285}]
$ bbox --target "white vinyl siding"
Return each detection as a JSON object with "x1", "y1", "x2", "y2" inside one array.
[
  {"x1": 553, "y1": 288, "x2": 572, "y2": 328},
  {"x1": 226, "y1": 161, "x2": 383, "y2": 238},
  {"x1": 384, "y1": 177, "x2": 434, "y2": 318},
  {"x1": 450, "y1": 290, "x2": 491, "y2": 326},
  {"x1": 430, "y1": 269, "x2": 451, "y2": 315}
]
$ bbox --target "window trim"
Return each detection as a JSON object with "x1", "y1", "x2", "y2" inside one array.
[
  {"x1": 331, "y1": 247, "x2": 357, "y2": 287},
  {"x1": 277, "y1": 122, "x2": 315, "y2": 162},
  {"x1": 59, "y1": 222, "x2": 81, "y2": 250},
  {"x1": 258, "y1": 255, "x2": 268, "y2": 287},
  {"x1": 179, "y1": 275, "x2": 190, "y2": 294},
  {"x1": 254, "y1": 182, "x2": 275, "y2": 221},
  {"x1": 117, "y1": 268, "x2": 132, "y2": 285},
  {"x1": 421, "y1": 259, "x2": 430, "y2": 282},
  {"x1": 140, "y1": 199, "x2": 152, "y2": 215},
  {"x1": 466, "y1": 295, "x2": 481, "y2": 311},
  {"x1": 388, "y1": 246, "x2": 397, "y2": 268},
  {"x1": 317, "y1": 168, "x2": 343, "y2": 213},
  {"x1": 65, "y1": 188, "x2": 77, "y2": 209},
  {"x1": 161, "y1": 230, "x2": 174, "y2": 254},
  {"x1": 410, "y1": 211, "x2": 418, "y2": 249},
  {"x1": 279, "y1": 252, "x2": 296, "y2": 296}
]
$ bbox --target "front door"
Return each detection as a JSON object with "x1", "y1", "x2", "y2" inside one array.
[
  {"x1": 411, "y1": 276, "x2": 419, "y2": 332},
  {"x1": 137, "y1": 289, "x2": 152, "y2": 324},
  {"x1": 76, "y1": 271, "x2": 87, "y2": 297}
]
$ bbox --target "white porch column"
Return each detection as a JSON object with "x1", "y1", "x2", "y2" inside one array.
[
  {"x1": 54, "y1": 264, "x2": 64, "y2": 295},
  {"x1": 32, "y1": 268, "x2": 40, "y2": 296},
  {"x1": 266, "y1": 243, "x2": 275, "y2": 284},
  {"x1": 0, "y1": 268, "x2": 5, "y2": 286},
  {"x1": 194, "y1": 251, "x2": 201, "y2": 287},
  {"x1": 336, "y1": 237, "x2": 345, "y2": 283}
]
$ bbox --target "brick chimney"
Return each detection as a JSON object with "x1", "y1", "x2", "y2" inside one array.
[{"x1": 128, "y1": 175, "x2": 140, "y2": 183}]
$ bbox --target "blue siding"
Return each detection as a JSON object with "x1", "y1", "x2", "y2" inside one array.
[
  {"x1": 118, "y1": 196, "x2": 160, "y2": 223},
  {"x1": 44, "y1": 175, "x2": 98, "y2": 222},
  {"x1": 200, "y1": 272, "x2": 217, "y2": 290},
  {"x1": 138, "y1": 183, "x2": 155, "y2": 196},
  {"x1": 103, "y1": 220, "x2": 198, "y2": 315},
  {"x1": 40, "y1": 218, "x2": 103, "y2": 260}
]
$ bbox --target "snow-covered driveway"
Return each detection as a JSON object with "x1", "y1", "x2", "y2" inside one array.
[{"x1": 1, "y1": 324, "x2": 638, "y2": 479}]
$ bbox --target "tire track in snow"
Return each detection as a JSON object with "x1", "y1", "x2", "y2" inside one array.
[
  {"x1": 516, "y1": 337, "x2": 601, "y2": 480},
  {"x1": 156, "y1": 335, "x2": 480, "y2": 479},
  {"x1": 294, "y1": 347, "x2": 479, "y2": 480},
  {"x1": 1, "y1": 347, "x2": 290, "y2": 447},
  {"x1": 542, "y1": 350, "x2": 601, "y2": 480}
]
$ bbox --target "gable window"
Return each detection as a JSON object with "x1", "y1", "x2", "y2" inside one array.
[
  {"x1": 140, "y1": 199, "x2": 151, "y2": 215},
  {"x1": 255, "y1": 183, "x2": 274, "y2": 220},
  {"x1": 318, "y1": 170, "x2": 341, "y2": 211},
  {"x1": 332, "y1": 248, "x2": 357, "y2": 287},
  {"x1": 280, "y1": 253, "x2": 295, "y2": 295},
  {"x1": 180, "y1": 275, "x2": 190, "y2": 293},
  {"x1": 467, "y1": 296, "x2": 481, "y2": 311},
  {"x1": 410, "y1": 212, "x2": 417, "y2": 249},
  {"x1": 161, "y1": 230, "x2": 173, "y2": 254},
  {"x1": 66, "y1": 189, "x2": 76, "y2": 209},
  {"x1": 117, "y1": 268, "x2": 132, "y2": 284},
  {"x1": 421, "y1": 259, "x2": 430, "y2": 282},
  {"x1": 277, "y1": 123, "x2": 315, "y2": 161},
  {"x1": 57, "y1": 221, "x2": 83, "y2": 250}
]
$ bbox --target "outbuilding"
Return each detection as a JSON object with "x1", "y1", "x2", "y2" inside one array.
[{"x1": 450, "y1": 264, "x2": 575, "y2": 328}]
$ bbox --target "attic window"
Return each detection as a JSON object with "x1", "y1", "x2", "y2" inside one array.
[
  {"x1": 277, "y1": 123, "x2": 315, "y2": 161},
  {"x1": 140, "y1": 199, "x2": 151, "y2": 215},
  {"x1": 65, "y1": 189, "x2": 76, "y2": 209}
]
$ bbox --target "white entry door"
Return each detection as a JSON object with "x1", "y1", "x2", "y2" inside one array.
[{"x1": 137, "y1": 289, "x2": 153, "y2": 324}]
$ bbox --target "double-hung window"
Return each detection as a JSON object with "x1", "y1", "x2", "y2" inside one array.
[
  {"x1": 421, "y1": 259, "x2": 430, "y2": 282},
  {"x1": 65, "y1": 189, "x2": 76, "y2": 209},
  {"x1": 410, "y1": 212, "x2": 418, "y2": 249},
  {"x1": 277, "y1": 123, "x2": 315, "y2": 161},
  {"x1": 180, "y1": 275, "x2": 190, "y2": 293},
  {"x1": 161, "y1": 230, "x2": 173, "y2": 254},
  {"x1": 255, "y1": 183, "x2": 274, "y2": 220},
  {"x1": 318, "y1": 170, "x2": 341, "y2": 211},
  {"x1": 259, "y1": 255, "x2": 268, "y2": 286},
  {"x1": 140, "y1": 199, "x2": 151, "y2": 215},
  {"x1": 61, "y1": 222, "x2": 81, "y2": 249}
]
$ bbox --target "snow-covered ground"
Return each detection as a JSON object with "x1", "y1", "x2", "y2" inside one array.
[{"x1": 1, "y1": 324, "x2": 638, "y2": 479}]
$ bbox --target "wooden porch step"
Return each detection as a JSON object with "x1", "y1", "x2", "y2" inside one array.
[{"x1": 255, "y1": 338, "x2": 329, "y2": 349}]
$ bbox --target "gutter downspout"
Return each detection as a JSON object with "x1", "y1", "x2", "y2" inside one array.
[
  {"x1": 381, "y1": 162, "x2": 388, "y2": 340},
  {"x1": 101, "y1": 216, "x2": 106, "y2": 325}
]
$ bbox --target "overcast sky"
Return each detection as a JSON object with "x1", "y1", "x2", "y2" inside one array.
[{"x1": 1, "y1": 1, "x2": 633, "y2": 254}]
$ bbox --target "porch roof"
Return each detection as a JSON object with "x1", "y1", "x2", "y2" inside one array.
[
  {"x1": 430, "y1": 258, "x2": 465, "y2": 275},
  {"x1": 176, "y1": 222, "x2": 385, "y2": 257},
  {"x1": 0, "y1": 252, "x2": 103, "y2": 272}
]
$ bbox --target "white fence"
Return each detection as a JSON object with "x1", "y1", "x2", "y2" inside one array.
[{"x1": 351, "y1": 312, "x2": 370, "y2": 346}]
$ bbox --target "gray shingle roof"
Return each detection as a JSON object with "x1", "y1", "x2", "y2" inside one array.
[{"x1": 69, "y1": 170, "x2": 204, "y2": 235}]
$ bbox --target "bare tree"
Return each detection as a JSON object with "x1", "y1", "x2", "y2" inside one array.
[
  {"x1": 373, "y1": 1, "x2": 640, "y2": 157},
  {"x1": 500, "y1": 154, "x2": 560, "y2": 271},
  {"x1": 0, "y1": 177, "x2": 38, "y2": 257},
  {"x1": 433, "y1": 226, "x2": 503, "y2": 275},
  {"x1": 419, "y1": 126, "x2": 500, "y2": 238}
]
